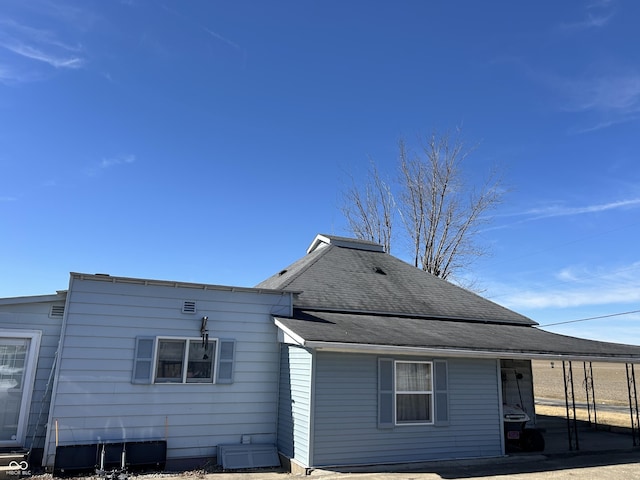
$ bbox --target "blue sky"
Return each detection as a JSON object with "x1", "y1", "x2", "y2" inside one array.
[{"x1": 1, "y1": 1, "x2": 640, "y2": 345}]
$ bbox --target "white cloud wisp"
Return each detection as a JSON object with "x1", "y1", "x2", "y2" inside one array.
[
  {"x1": 495, "y1": 261, "x2": 640, "y2": 310},
  {"x1": 86, "y1": 154, "x2": 136, "y2": 177}
]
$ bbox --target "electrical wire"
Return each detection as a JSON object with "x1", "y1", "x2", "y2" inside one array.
[{"x1": 538, "y1": 309, "x2": 640, "y2": 327}]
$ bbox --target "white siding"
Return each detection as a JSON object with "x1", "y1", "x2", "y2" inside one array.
[
  {"x1": 311, "y1": 352, "x2": 503, "y2": 467},
  {"x1": 43, "y1": 276, "x2": 290, "y2": 468},
  {"x1": 0, "y1": 297, "x2": 65, "y2": 452}
]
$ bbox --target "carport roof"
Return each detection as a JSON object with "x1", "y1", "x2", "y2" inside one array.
[{"x1": 274, "y1": 309, "x2": 640, "y2": 362}]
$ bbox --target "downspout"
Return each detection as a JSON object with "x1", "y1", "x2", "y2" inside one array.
[
  {"x1": 308, "y1": 348, "x2": 317, "y2": 471},
  {"x1": 274, "y1": 343, "x2": 282, "y2": 455},
  {"x1": 496, "y1": 360, "x2": 506, "y2": 455}
]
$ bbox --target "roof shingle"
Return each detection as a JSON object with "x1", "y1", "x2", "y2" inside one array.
[{"x1": 257, "y1": 234, "x2": 535, "y2": 326}]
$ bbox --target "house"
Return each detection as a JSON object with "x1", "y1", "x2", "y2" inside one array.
[
  {"x1": 2, "y1": 233, "x2": 640, "y2": 474},
  {"x1": 0, "y1": 292, "x2": 66, "y2": 468},
  {"x1": 257, "y1": 234, "x2": 640, "y2": 472},
  {"x1": 1, "y1": 274, "x2": 292, "y2": 472}
]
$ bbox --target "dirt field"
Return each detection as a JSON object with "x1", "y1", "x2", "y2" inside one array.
[{"x1": 532, "y1": 360, "x2": 637, "y2": 427}]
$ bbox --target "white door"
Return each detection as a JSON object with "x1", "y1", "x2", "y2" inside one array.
[{"x1": 0, "y1": 333, "x2": 40, "y2": 446}]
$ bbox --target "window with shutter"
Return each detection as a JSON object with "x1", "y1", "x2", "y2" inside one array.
[
  {"x1": 131, "y1": 336, "x2": 233, "y2": 385},
  {"x1": 132, "y1": 337, "x2": 156, "y2": 384},
  {"x1": 378, "y1": 357, "x2": 449, "y2": 428}
]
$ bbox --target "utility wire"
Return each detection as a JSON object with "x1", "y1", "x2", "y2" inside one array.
[{"x1": 538, "y1": 309, "x2": 640, "y2": 327}]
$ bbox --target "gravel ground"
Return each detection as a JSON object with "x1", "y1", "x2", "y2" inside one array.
[{"x1": 21, "y1": 451, "x2": 640, "y2": 480}]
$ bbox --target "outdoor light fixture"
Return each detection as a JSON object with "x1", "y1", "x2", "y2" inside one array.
[
  {"x1": 200, "y1": 316, "x2": 209, "y2": 347},
  {"x1": 200, "y1": 316, "x2": 210, "y2": 359}
]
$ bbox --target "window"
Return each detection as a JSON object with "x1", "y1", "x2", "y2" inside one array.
[
  {"x1": 0, "y1": 332, "x2": 41, "y2": 445},
  {"x1": 378, "y1": 358, "x2": 447, "y2": 428},
  {"x1": 132, "y1": 336, "x2": 236, "y2": 385},
  {"x1": 395, "y1": 361, "x2": 433, "y2": 424},
  {"x1": 155, "y1": 338, "x2": 216, "y2": 384}
]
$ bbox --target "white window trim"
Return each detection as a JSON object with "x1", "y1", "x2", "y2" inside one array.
[
  {"x1": 394, "y1": 360, "x2": 434, "y2": 426},
  {"x1": 0, "y1": 330, "x2": 41, "y2": 446},
  {"x1": 152, "y1": 336, "x2": 218, "y2": 384}
]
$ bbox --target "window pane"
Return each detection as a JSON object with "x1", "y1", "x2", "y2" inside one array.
[
  {"x1": 186, "y1": 340, "x2": 215, "y2": 383},
  {"x1": 0, "y1": 338, "x2": 31, "y2": 441},
  {"x1": 397, "y1": 394, "x2": 431, "y2": 423},
  {"x1": 396, "y1": 362, "x2": 431, "y2": 391},
  {"x1": 0, "y1": 339, "x2": 29, "y2": 391},
  {"x1": 156, "y1": 340, "x2": 185, "y2": 382}
]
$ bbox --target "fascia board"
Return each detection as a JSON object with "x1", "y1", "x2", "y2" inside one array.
[
  {"x1": 303, "y1": 341, "x2": 640, "y2": 363},
  {"x1": 0, "y1": 293, "x2": 66, "y2": 305}
]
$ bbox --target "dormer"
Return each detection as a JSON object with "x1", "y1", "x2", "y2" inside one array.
[{"x1": 307, "y1": 234, "x2": 385, "y2": 254}]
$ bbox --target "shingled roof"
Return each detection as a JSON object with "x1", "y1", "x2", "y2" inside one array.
[
  {"x1": 259, "y1": 234, "x2": 640, "y2": 361},
  {"x1": 272, "y1": 310, "x2": 640, "y2": 361},
  {"x1": 257, "y1": 233, "x2": 535, "y2": 326}
]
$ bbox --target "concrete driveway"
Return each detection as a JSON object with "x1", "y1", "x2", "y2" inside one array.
[{"x1": 155, "y1": 450, "x2": 640, "y2": 480}]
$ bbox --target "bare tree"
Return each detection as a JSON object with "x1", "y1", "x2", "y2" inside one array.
[
  {"x1": 342, "y1": 129, "x2": 504, "y2": 283},
  {"x1": 341, "y1": 160, "x2": 395, "y2": 254}
]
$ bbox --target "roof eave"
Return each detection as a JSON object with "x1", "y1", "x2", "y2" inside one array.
[
  {"x1": 295, "y1": 340, "x2": 640, "y2": 363},
  {"x1": 0, "y1": 292, "x2": 67, "y2": 305},
  {"x1": 71, "y1": 272, "x2": 292, "y2": 296},
  {"x1": 274, "y1": 319, "x2": 307, "y2": 346}
]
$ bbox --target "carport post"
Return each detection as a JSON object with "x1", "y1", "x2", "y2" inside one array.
[
  {"x1": 583, "y1": 361, "x2": 598, "y2": 428},
  {"x1": 562, "y1": 361, "x2": 579, "y2": 451},
  {"x1": 625, "y1": 363, "x2": 640, "y2": 446}
]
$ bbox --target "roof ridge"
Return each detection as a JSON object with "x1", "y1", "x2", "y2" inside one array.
[
  {"x1": 275, "y1": 244, "x2": 334, "y2": 290},
  {"x1": 307, "y1": 234, "x2": 385, "y2": 254}
]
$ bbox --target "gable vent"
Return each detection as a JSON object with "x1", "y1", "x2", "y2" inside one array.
[
  {"x1": 182, "y1": 301, "x2": 197, "y2": 314},
  {"x1": 49, "y1": 305, "x2": 65, "y2": 318}
]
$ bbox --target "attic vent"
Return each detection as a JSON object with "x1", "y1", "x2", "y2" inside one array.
[
  {"x1": 373, "y1": 267, "x2": 387, "y2": 275},
  {"x1": 278, "y1": 269, "x2": 288, "y2": 276},
  {"x1": 182, "y1": 301, "x2": 197, "y2": 314},
  {"x1": 49, "y1": 305, "x2": 65, "y2": 318}
]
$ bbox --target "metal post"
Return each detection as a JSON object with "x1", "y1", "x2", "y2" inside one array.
[
  {"x1": 583, "y1": 361, "x2": 597, "y2": 428},
  {"x1": 563, "y1": 360, "x2": 579, "y2": 450},
  {"x1": 626, "y1": 363, "x2": 640, "y2": 446}
]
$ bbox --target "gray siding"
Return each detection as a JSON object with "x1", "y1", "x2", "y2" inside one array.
[
  {"x1": 43, "y1": 276, "x2": 290, "y2": 468},
  {"x1": 311, "y1": 352, "x2": 502, "y2": 467},
  {"x1": 277, "y1": 344, "x2": 313, "y2": 467},
  {"x1": 0, "y1": 296, "x2": 65, "y2": 451}
]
